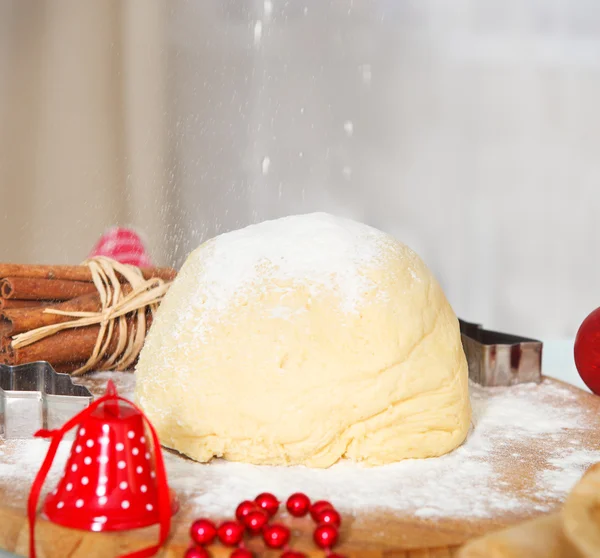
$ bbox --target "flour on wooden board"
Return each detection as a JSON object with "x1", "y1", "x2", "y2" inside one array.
[{"x1": 1, "y1": 374, "x2": 598, "y2": 521}]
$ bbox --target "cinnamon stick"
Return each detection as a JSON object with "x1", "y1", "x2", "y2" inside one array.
[
  {"x1": 0, "y1": 313, "x2": 153, "y2": 367},
  {"x1": 0, "y1": 277, "x2": 97, "y2": 300},
  {"x1": 1, "y1": 285, "x2": 135, "y2": 335},
  {"x1": 0, "y1": 299, "x2": 45, "y2": 310},
  {"x1": 0, "y1": 263, "x2": 176, "y2": 283},
  {"x1": 1, "y1": 292, "x2": 103, "y2": 335}
]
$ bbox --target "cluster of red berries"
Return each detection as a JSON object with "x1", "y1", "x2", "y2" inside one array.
[{"x1": 185, "y1": 492, "x2": 343, "y2": 557}]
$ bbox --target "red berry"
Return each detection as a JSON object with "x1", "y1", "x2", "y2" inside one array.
[
  {"x1": 190, "y1": 519, "x2": 217, "y2": 545},
  {"x1": 230, "y1": 549, "x2": 253, "y2": 558},
  {"x1": 185, "y1": 546, "x2": 210, "y2": 558},
  {"x1": 262, "y1": 523, "x2": 290, "y2": 549},
  {"x1": 286, "y1": 493, "x2": 311, "y2": 517},
  {"x1": 217, "y1": 521, "x2": 245, "y2": 546},
  {"x1": 243, "y1": 509, "x2": 269, "y2": 535},
  {"x1": 310, "y1": 500, "x2": 334, "y2": 521},
  {"x1": 574, "y1": 307, "x2": 600, "y2": 395},
  {"x1": 316, "y1": 508, "x2": 341, "y2": 528},
  {"x1": 236, "y1": 500, "x2": 257, "y2": 521},
  {"x1": 255, "y1": 492, "x2": 279, "y2": 516},
  {"x1": 281, "y1": 552, "x2": 306, "y2": 558},
  {"x1": 314, "y1": 524, "x2": 339, "y2": 549}
]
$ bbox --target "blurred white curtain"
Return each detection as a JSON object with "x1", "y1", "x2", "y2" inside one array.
[
  {"x1": 2, "y1": 0, "x2": 600, "y2": 339},
  {"x1": 0, "y1": 0, "x2": 170, "y2": 265}
]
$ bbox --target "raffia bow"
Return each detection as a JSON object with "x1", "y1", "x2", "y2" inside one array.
[{"x1": 11, "y1": 256, "x2": 171, "y2": 375}]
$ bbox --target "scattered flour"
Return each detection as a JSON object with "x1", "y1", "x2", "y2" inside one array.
[
  {"x1": 540, "y1": 449, "x2": 600, "y2": 498},
  {"x1": 162, "y1": 380, "x2": 600, "y2": 519},
  {"x1": 2, "y1": 374, "x2": 598, "y2": 522}
]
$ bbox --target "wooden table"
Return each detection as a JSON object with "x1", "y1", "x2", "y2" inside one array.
[{"x1": 1, "y1": 374, "x2": 599, "y2": 558}]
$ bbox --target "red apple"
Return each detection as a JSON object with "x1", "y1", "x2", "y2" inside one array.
[{"x1": 574, "y1": 307, "x2": 600, "y2": 395}]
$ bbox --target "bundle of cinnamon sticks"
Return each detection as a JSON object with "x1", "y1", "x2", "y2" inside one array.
[{"x1": 0, "y1": 263, "x2": 177, "y2": 373}]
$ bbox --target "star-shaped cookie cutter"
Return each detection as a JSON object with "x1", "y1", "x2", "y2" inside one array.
[
  {"x1": 459, "y1": 319, "x2": 543, "y2": 386},
  {"x1": 0, "y1": 361, "x2": 93, "y2": 439}
]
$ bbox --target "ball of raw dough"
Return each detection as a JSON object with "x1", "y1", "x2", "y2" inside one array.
[{"x1": 135, "y1": 213, "x2": 471, "y2": 467}]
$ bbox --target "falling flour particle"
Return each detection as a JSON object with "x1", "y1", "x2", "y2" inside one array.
[
  {"x1": 2, "y1": 375, "x2": 598, "y2": 522},
  {"x1": 344, "y1": 120, "x2": 354, "y2": 136},
  {"x1": 263, "y1": 0, "x2": 273, "y2": 17},
  {"x1": 360, "y1": 64, "x2": 372, "y2": 84},
  {"x1": 261, "y1": 156, "x2": 271, "y2": 175},
  {"x1": 253, "y1": 21, "x2": 263, "y2": 45}
]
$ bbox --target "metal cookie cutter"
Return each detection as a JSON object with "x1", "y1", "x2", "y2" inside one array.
[
  {"x1": 0, "y1": 361, "x2": 93, "y2": 439},
  {"x1": 459, "y1": 319, "x2": 543, "y2": 386}
]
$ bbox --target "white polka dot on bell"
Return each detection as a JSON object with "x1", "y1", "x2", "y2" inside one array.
[
  {"x1": 79, "y1": 428, "x2": 86, "y2": 436},
  {"x1": 145, "y1": 452, "x2": 150, "y2": 460},
  {"x1": 99, "y1": 436, "x2": 110, "y2": 445},
  {"x1": 75, "y1": 445, "x2": 82, "y2": 453},
  {"x1": 102, "y1": 424, "x2": 110, "y2": 433},
  {"x1": 121, "y1": 500, "x2": 130, "y2": 509},
  {"x1": 75, "y1": 499, "x2": 84, "y2": 508},
  {"x1": 66, "y1": 483, "x2": 73, "y2": 491},
  {"x1": 150, "y1": 472, "x2": 156, "y2": 479},
  {"x1": 71, "y1": 464, "x2": 77, "y2": 472},
  {"x1": 96, "y1": 486, "x2": 106, "y2": 497},
  {"x1": 57, "y1": 501, "x2": 64, "y2": 509},
  {"x1": 98, "y1": 496, "x2": 108, "y2": 505},
  {"x1": 146, "y1": 504, "x2": 153, "y2": 511},
  {"x1": 119, "y1": 481, "x2": 128, "y2": 490},
  {"x1": 136, "y1": 466, "x2": 143, "y2": 474},
  {"x1": 99, "y1": 475, "x2": 108, "y2": 484},
  {"x1": 86, "y1": 439, "x2": 94, "y2": 448},
  {"x1": 140, "y1": 436, "x2": 146, "y2": 444},
  {"x1": 118, "y1": 461, "x2": 126, "y2": 469},
  {"x1": 116, "y1": 442, "x2": 124, "y2": 451},
  {"x1": 140, "y1": 485, "x2": 147, "y2": 493},
  {"x1": 97, "y1": 516, "x2": 107, "y2": 524},
  {"x1": 127, "y1": 431, "x2": 135, "y2": 439},
  {"x1": 98, "y1": 456, "x2": 109, "y2": 465},
  {"x1": 81, "y1": 477, "x2": 89, "y2": 485},
  {"x1": 132, "y1": 447, "x2": 139, "y2": 456}
]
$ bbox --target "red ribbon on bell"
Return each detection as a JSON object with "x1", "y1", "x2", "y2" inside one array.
[{"x1": 27, "y1": 380, "x2": 178, "y2": 558}]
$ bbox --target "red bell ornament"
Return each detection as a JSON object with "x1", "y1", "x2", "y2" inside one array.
[
  {"x1": 574, "y1": 307, "x2": 600, "y2": 395},
  {"x1": 27, "y1": 380, "x2": 178, "y2": 558}
]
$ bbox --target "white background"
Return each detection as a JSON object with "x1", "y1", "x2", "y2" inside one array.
[{"x1": 167, "y1": 0, "x2": 600, "y2": 344}]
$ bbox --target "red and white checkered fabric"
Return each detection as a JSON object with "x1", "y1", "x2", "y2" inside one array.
[{"x1": 89, "y1": 227, "x2": 152, "y2": 267}]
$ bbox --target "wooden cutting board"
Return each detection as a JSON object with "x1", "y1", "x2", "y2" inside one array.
[{"x1": 0, "y1": 375, "x2": 599, "y2": 558}]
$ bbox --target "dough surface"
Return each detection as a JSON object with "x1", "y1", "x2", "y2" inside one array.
[{"x1": 135, "y1": 213, "x2": 471, "y2": 467}]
